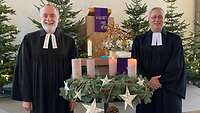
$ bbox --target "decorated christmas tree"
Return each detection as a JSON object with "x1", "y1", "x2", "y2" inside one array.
[
  {"x1": 185, "y1": 22, "x2": 200, "y2": 87},
  {"x1": 0, "y1": 0, "x2": 19, "y2": 86},
  {"x1": 30, "y1": 0, "x2": 87, "y2": 57},
  {"x1": 122, "y1": 0, "x2": 149, "y2": 39},
  {"x1": 163, "y1": 0, "x2": 199, "y2": 86}
]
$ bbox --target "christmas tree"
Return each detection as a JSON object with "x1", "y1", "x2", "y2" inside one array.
[
  {"x1": 0, "y1": 0, "x2": 19, "y2": 85},
  {"x1": 122, "y1": 0, "x2": 149, "y2": 39},
  {"x1": 164, "y1": 0, "x2": 189, "y2": 37},
  {"x1": 30, "y1": 0, "x2": 87, "y2": 57},
  {"x1": 163, "y1": 0, "x2": 199, "y2": 86},
  {"x1": 185, "y1": 22, "x2": 200, "y2": 87}
]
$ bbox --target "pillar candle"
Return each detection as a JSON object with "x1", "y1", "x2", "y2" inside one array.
[
  {"x1": 72, "y1": 59, "x2": 82, "y2": 79},
  {"x1": 87, "y1": 58, "x2": 95, "y2": 78},
  {"x1": 109, "y1": 57, "x2": 117, "y2": 76},
  {"x1": 87, "y1": 39, "x2": 92, "y2": 57},
  {"x1": 128, "y1": 58, "x2": 137, "y2": 78}
]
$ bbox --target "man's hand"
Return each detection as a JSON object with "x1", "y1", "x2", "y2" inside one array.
[
  {"x1": 22, "y1": 101, "x2": 32, "y2": 111},
  {"x1": 69, "y1": 101, "x2": 76, "y2": 111},
  {"x1": 149, "y1": 75, "x2": 161, "y2": 90}
]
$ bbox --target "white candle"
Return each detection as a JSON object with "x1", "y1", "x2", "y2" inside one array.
[
  {"x1": 87, "y1": 40, "x2": 92, "y2": 57},
  {"x1": 72, "y1": 59, "x2": 82, "y2": 79},
  {"x1": 109, "y1": 57, "x2": 117, "y2": 76},
  {"x1": 128, "y1": 58, "x2": 137, "y2": 78},
  {"x1": 87, "y1": 58, "x2": 95, "y2": 78}
]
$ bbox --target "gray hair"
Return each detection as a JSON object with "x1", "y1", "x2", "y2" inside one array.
[
  {"x1": 40, "y1": 4, "x2": 60, "y2": 17},
  {"x1": 148, "y1": 7, "x2": 165, "y2": 18}
]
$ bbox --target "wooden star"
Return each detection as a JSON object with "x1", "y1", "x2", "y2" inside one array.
[
  {"x1": 119, "y1": 87, "x2": 136, "y2": 110},
  {"x1": 74, "y1": 89, "x2": 82, "y2": 100},
  {"x1": 137, "y1": 78, "x2": 144, "y2": 86},
  {"x1": 64, "y1": 81, "x2": 70, "y2": 95},
  {"x1": 82, "y1": 99, "x2": 104, "y2": 113},
  {"x1": 100, "y1": 75, "x2": 112, "y2": 86}
]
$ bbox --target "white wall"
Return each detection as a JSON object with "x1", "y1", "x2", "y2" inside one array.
[
  {"x1": 5, "y1": 0, "x2": 194, "y2": 43},
  {"x1": 6, "y1": 0, "x2": 42, "y2": 43}
]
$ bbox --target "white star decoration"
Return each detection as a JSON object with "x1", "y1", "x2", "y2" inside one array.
[
  {"x1": 74, "y1": 89, "x2": 82, "y2": 100},
  {"x1": 137, "y1": 78, "x2": 144, "y2": 86},
  {"x1": 82, "y1": 99, "x2": 104, "y2": 113},
  {"x1": 100, "y1": 75, "x2": 112, "y2": 86},
  {"x1": 120, "y1": 87, "x2": 136, "y2": 110},
  {"x1": 64, "y1": 81, "x2": 70, "y2": 95}
]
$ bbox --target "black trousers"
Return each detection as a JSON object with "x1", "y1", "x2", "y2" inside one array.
[{"x1": 136, "y1": 88, "x2": 182, "y2": 113}]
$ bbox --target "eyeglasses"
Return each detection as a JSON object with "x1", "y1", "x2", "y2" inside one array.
[{"x1": 150, "y1": 15, "x2": 163, "y2": 20}]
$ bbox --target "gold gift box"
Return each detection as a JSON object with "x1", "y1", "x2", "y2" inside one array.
[{"x1": 88, "y1": 7, "x2": 112, "y2": 16}]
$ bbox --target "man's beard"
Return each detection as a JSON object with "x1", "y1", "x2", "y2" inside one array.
[{"x1": 41, "y1": 21, "x2": 58, "y2": 34}]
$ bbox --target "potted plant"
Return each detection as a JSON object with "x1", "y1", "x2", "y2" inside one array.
[{"x1": 102, "y1": 23, "x2": 132, "y2": 58}]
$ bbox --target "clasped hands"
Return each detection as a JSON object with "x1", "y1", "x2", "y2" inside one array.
[
  {"x1": 22, "y1": 101, "x2": 76, "y2": 111},
  {"x1": 149, "y1": 75, "x2": 161, "y2": 91}
]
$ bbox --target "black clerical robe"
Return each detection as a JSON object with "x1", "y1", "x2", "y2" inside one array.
[
  {"x1": 131, "y1": 29, "x2": 186, "y2": 113},
  {"x1": 12, "y1": 29, "x2": 76, "y2": 113}
]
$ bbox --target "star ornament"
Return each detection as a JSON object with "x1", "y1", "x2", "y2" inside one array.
[
  {"x1": 64, "y1": 81, "x2": 70, "y2": 95},
  {"x1": 82, "y1": 99, "x2": 104, "y2": 113},
  {"x1": 74, "y1": 89, "x2": 82, "y2": 100},
  {"x1": 120, "y1": 87, "x2": 137, "y2": 110},
  {"x1": 100, "y1": 75, "x2": 112, "y2": 86},
  {"x1": 137, "y1": 78, "x2": 144, "y2": 86}
]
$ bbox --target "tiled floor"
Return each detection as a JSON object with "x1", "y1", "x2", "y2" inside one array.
[{"x1": 0, "y1": 85, "x2": 200, "y2": 113}]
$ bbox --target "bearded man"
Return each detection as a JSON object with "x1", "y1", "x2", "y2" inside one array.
[{"x1": 12, "y1": 4, "x2": 76, "y2": 113}]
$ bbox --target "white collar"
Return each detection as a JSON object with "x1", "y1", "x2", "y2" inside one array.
[
  {"x1": 43, "y1": 33, "x2": 58, "y2": 49},
  {"x1": 151, "y1": 32, "x2": 162, "y2": 46}
]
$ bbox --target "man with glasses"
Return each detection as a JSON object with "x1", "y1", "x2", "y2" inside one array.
[{"x1": 131, "y1": 7, "x2": 186, "y2": 113}]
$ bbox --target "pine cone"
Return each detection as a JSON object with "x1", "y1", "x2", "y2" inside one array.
[{"x1": 106, "y1": 105, "x2": 119, "y2": 113}]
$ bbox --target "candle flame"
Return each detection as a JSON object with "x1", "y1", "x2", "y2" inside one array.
[{"x1": 128, "y1": 58, "x2": 137, "y2": 63}]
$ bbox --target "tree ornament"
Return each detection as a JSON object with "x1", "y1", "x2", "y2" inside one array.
[
  {"x1": 82, "y1": 99, "x2": 104, "y2": 113},
  {"x1": 137, "y1": 78, "x2": 144, "y2": 86},
  {"x1": 100, "y1": 75, "x2": 112, "y2": 86},
  {"x1": 74, "y1": 89, "x2": 82, "y2": 100},
  {"x1": 119, "y1": 87, "x2": 136, "y2": 110}
]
